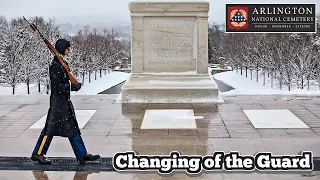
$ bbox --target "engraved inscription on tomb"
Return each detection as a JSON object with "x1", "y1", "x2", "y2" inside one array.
[
  {"x1": 148, "y1": 23, "x2": 192, "y2": 29},
  {"x1": 146, "y1": 42, "x2": 192, "y2": 48},
  {"x1": 143, "y1": 17, "x2": 197, "y2": 72}
]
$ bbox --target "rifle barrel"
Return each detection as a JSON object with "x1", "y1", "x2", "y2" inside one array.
[{"x1": 22, "y1": 16, "x2": 80, "y2": 84}]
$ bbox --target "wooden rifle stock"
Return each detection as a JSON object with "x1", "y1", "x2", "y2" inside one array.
[{"x1": 23, "y1": 16, "x2": 79, "y2": 84}]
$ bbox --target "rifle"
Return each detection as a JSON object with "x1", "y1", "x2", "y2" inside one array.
[{"x1": 23, "y1": 16, "x2": 79, "y2": 84}]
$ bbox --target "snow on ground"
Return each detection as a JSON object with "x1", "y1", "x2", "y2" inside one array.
[
  {"x1": 71, "y1": 71, "x2": 129, "y2": 95},
  {"x1": 2, "y1": 69, "x2": 320, "y2": 96},
  {"x1": 213, "y1": 70, "x2": 320, "y2": 96},
  {"x1": 0, "y1": 83, "x2": 43, "y2": 95},
  {"x1": 0, "y1": 71, "x2": 129, "y2": 95}
]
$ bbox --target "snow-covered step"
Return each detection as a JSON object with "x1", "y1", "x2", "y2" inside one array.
[{"x1": 120, "y1": 74, "x2": 223, "y2": 104}]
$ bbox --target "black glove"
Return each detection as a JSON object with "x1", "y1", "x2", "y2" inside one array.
[{"x1": 71, "y1": 83, "x2": 82, "y2": 91}]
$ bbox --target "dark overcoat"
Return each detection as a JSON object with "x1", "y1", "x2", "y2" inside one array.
[{"x1": 43, "y1": 56, "x2": 82, "y2": 138}]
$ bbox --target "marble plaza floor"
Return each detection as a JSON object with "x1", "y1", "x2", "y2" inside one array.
[{"x1": 0, "y1": 94, "x2": 320, "y2": 179}]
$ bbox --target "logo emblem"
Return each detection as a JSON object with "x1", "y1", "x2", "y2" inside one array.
[{"x1": 228, "y1": 7, "x2": 248, "y2": 30}]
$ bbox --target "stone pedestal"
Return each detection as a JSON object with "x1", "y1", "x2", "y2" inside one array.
[{"x1": 120, "y1": 0, "x2": 223, "y2": 105}]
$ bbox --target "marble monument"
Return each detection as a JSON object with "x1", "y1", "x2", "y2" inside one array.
[{"x1": 120, "y1": 0, "x2": 222, "y2": 104}]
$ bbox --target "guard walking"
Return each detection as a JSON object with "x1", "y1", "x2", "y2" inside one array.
[{"x1": 31, "y1": 39, "x2": 100, "y2": 165}]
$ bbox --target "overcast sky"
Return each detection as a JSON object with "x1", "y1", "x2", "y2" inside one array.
[{"x1": 0, "y1": 0, "x2": 319, "y2": 25}]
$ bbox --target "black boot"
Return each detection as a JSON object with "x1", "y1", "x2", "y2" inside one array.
[
  {"x1": 31, "y1": 154, "x2": 52, "y2": 165},
  {"x1": 79, "y1": 154, "x2": 100, "y2": 164}
]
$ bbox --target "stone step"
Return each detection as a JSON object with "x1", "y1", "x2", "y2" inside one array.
[{"x1": 120, "y1": 75, "x2": 224, "y2": 103}]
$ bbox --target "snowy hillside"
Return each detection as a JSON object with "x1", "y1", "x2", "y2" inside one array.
[
  {"x1": 214, "y1": 71, "x2": 320, "y2": 96},
  {"x1": 0, "y1": 72, "x2": 129, "y2": 95}
]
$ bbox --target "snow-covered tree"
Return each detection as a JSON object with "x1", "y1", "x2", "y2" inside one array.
[
  {"x1": 217, "y1": 24, "x2": 320, "y2": 91},
  {"x1": 316, "y1": 14, "x2": 320, "y2": 44},
  {"x1": 0, "y1": 16, "x2": 9, "y2": 83},
  {"x1": 68, "y1": 26, "x2": 127, "y2": 84},
  {"x1": 35, "y1": 17, "x2": 61, "y2": 93},
  {"x1": 0, "y1": 16, "x2": 61, "y2": 94},
  {"x1": 0, "y1": 15, "x2": 132, "y2": 94},
  {"x1": 208, "y1": 24, "x2": 225, "y2": 64},
  {"x1": 312, "y1": 15, "x2": 320, "y2": 89},
  {"x1": 2, "y1": 18, "x2": 31, "y2": 94}
]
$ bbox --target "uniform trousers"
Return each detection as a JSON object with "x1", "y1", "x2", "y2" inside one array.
[{"x1": 32, "y1": 129, "x2": 87, "y2": 160}]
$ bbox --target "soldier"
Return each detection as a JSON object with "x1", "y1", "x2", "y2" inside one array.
[{"x1": 31, "y1": 39, "x2": 100, "y2": 165}]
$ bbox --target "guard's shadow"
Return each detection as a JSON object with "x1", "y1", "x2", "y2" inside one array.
[{"x1": 32, "y1": 170, "x2": 100, "y2": 180}]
